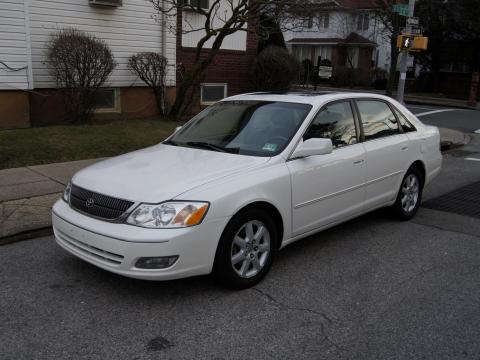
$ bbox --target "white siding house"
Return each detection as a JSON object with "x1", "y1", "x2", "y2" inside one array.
[
  {"x1": 28, "y1": 0, "x2": 176, "y2": 88},
  {"x1": 0, "y1": 0, "x2": 177, "y2": 128},
  {"x1": 0, "y1": 0, "x2": 31, "y2": 90}
]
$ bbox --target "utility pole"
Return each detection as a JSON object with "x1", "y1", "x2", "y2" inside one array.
[{"x1": 396, "y1": 0, "x2": 416, "y2": 103}]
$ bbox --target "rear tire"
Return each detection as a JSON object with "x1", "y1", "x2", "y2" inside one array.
[
  {"x1": 391, "y1": 167, "x2": 423, "y2": 221},
  {"x1": 213, "y1": 208, "x2": 277, "y2": 289}
]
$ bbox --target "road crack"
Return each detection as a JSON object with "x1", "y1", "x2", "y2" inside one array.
[{"x1": 250, "y1": 287, "x2": 342, "y2": 352}]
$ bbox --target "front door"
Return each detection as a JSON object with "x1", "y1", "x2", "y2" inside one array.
[{"x1": 287, "y1": 100, "x2": 366, "y2": 236}]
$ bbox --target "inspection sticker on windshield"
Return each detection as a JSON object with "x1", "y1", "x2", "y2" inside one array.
[{"x1": 262, "y1": 143, "x2": 278, "y2": 152}]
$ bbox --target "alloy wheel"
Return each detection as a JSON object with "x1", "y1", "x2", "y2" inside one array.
[
  {"x1": 401, "y1": 174, "x2": 420, "y2": 213},
  {"x1": 230, "y1": 220, "x2": 271, "y2": 278}
]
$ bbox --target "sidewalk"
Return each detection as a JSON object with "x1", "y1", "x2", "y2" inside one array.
[
  {"x1": 298, "y1": 85, "x2": 480, "y2": 110},
  {"x1": 0, "y1": 129, "x2": 471, "y2": 244},
  {"x1": 0, "y1": 158, "x2": 103, "y2": 243}
]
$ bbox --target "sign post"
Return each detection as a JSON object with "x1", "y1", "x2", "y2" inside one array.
[
  {"x1": 396, "y1": 0, "x2": 416, "y2": 103},
  {"x1": 468, "y1": 72, "x2": 479, "y2": 107}
]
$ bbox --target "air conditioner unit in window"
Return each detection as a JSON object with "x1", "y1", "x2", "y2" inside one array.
[
  {"x1": 180, "y1": 0, "x2": 209, "y2": 10},
  {"x1": 89, "y1": 0, "x2": 122, "y2": 7}
]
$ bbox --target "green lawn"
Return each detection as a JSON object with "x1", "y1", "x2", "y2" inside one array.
[{"x1": 0, "y1": 120, "x2": 179, "y2": 170}]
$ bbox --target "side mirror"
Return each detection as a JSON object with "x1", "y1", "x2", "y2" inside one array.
[{"x1": 290, "y1": 138, "x2": 333, "y2": 159}]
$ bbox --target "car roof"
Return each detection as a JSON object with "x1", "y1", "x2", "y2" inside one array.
[{"x1": 223, "y1": 91, "x2": 395, "y2": 107}]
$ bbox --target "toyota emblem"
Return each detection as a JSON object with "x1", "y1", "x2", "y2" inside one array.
[{"x1": 85, "y1": 198, "x2": 95, "y2": 208}]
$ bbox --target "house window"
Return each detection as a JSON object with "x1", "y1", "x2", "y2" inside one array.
[
  {"x1": 94, "y1": 88, "x2": 120, "y2": 113},
  {"x1": 357, "y1": 13, "x2": 369, "y2": 31},
  {"x1": 201, "y1": 83, "x2": 227, "y2": 105},
  {"x1": 318, "y1": 12, "x2": 329, "y2": 29},
  {"x1": 303, "y1": 16, "x2": 313, "y2": 29}
]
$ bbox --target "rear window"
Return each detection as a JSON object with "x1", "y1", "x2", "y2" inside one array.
[{"x1": 356, "y1": 100, "x2": 401, "y2": 140}]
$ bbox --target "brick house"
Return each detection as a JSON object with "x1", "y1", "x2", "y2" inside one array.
[{"x1": 283, "y1": 0, "x2": 391, "y2": 80}]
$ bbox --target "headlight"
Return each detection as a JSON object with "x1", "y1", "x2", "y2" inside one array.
[
  {"x1": 126, "y1": 201, "x2": 209, "y2": 228},
  {"x1": 63, "y1": 181, "x2": 72, "y2": 203}
]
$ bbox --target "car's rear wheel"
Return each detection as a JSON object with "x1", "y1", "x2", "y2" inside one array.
[
  {"x1": 213, "y1": 208, "x2": 277, "y2": 289},
  {"x1": 391, "y1": 167, "x2": 423, "y2": 220}
]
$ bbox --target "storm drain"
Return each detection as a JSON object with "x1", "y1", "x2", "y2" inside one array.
[{"x1": 422, "y1": 180, "x2": 480, "y2": 219}]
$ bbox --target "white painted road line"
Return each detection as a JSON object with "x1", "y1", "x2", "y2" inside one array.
[
  {"x1": 415, "y1": 109, "x2": 459, "y2": 117},
  {"x1": 465, "y1": 158, "x2": 480, "y2": 162}
]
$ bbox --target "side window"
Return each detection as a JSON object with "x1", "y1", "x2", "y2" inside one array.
[
  {"x1": 356, "y1": 100, "x2": 401, "y2": 141},
  {"x1": 304, "y1": 101, "x2": 357, "y2": 148},
  {"x1": 393, "y1": 107, "x2": 417, "y2": 132}
]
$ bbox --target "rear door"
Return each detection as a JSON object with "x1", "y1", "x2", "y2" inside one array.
[
  {"x1": 354, "y1": 99, "x2": 410, "y2": 210},
  {"x1": 287, "y1": 100, "x2": 367, "y2": 236}
]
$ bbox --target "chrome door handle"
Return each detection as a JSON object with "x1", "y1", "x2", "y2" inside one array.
[
  {"x1": 353, "y1": 159, "x2": 364, "y2": 165},
  {"x1": 401, "y1": 146, "x2": 408, "y2": 150}
]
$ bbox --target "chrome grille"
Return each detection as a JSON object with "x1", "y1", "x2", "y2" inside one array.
[{"x1": 70, "y1": 184, "x2": 134, "y2": 220}]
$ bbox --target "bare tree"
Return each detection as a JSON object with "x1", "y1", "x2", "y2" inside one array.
[
  {"x1": 129, "y1": 52, "x2": 169, "y2": 116},
  {"x1": 47, "y1": 28, "x2": 116, "y2": 123},
  {"x1": 149, "y1": 0, "x2": 316, "y2": 117}
]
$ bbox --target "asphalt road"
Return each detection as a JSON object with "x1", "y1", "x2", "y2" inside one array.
[
  {"x1": 1, "y1": 131, "x2": 480, "y2": 360},
  {"x1": 406, "y1": 104, "x2": 480, "y2": 133}
]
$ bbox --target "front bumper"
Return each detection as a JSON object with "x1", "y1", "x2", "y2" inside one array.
[{"x1": 52, "y1": 200, "x2": 229, "y2": 280}]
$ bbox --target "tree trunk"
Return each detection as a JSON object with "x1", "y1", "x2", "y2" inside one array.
[{"x1": 153, "y1": 87, "x2": 166, "y2": 117}]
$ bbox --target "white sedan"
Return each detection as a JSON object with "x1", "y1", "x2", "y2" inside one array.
[{"x1": 52, "y1": 92, "x2": 442, "y2": 288}]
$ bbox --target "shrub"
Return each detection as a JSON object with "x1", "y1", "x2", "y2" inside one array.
[
  {"x1": 47, "y1": 28, "x2": 116, "y2": 123},
  {"x1": 330, "y1": 66, "x2": 356, "y2": 87},
  {"x1": 253, "y1": 46, "x2": 300, "y2": 92},
  {"x1": 128, "y1": 52, "x2": 168, "y2": 116},
  {"x1": 331, "y1": 66, "x2": 374, "y2": 88}
]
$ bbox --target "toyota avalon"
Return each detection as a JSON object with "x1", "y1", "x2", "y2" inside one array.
[{"x1": 52, "y1": 92, "x2": 442, "y2": 288}]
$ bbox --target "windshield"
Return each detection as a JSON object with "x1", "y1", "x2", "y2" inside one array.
[{"x1": 166, "y1": 101, "x2": 312, "y2": 157}]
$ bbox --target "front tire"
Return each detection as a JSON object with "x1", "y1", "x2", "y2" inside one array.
[
  {"x1": 213, "y1": 208, "x2": 277, "y2": 289},
  {"x1": 391, "y1": 167, "x2": 423, "y2": 221}
]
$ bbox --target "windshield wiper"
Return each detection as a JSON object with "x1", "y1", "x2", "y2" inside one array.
[
  {"x1": 186, "y1": 141, "x2": 239, "y2": 154},
  {"x1": 163, "y1": 139, "x2": 178, "y2": 146}
]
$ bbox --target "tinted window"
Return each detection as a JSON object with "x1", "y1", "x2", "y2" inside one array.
[
  {"x1": 168, "y1": 101, "x2": 312, "y2": 157},
  {"x1": 357, "y1": 100, "x2": 401, "y2": 140},
  {"x1": 393, "y1": 107, "x2": 417, "y2": 132},
  {"x1": 304, "y1": 101, "x2": 357, "y2": 148}
]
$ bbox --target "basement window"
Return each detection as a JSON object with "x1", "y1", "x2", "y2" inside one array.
[
  {"x1": 200, "y1": 83, "x2": 227, "y2": 105},
  {"x1": 94, "y1": 88, "x2": 120, "y2": 113}
]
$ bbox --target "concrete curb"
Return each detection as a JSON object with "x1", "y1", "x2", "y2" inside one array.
[
  {"x1": 0, "y1": 226, "x2": 53, "y2": 246},
  {"x1": 405, "y1": 97, "x2": 480, "y2": 111}
]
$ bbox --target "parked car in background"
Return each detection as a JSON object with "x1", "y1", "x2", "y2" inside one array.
[{"x1": 52, "y1": 92, "x2": 442, "y2": 289}]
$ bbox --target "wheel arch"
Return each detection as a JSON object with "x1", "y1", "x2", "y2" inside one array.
[
  {"x1": 228, "y1": 201, "x2": 285, "y2": 250},
  {"x1": 409, "y1": 160, "x2": 426, "y2": 187}
]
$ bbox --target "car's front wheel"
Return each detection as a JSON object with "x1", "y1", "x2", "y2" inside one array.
[
  {"x1": 391, "y1": 167, "x2": 423, "y2": 220},
  {"x1": 213, "y1": 208, "x2": 277, "y2": 289}
]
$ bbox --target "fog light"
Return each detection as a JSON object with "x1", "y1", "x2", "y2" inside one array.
[{"x1": 135, "y1": 256, "x2": 179, "y2": 269}]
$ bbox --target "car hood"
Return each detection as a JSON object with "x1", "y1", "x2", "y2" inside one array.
[{"x1": 72, "y1": 144, "x2": 270, "y2": 203}]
